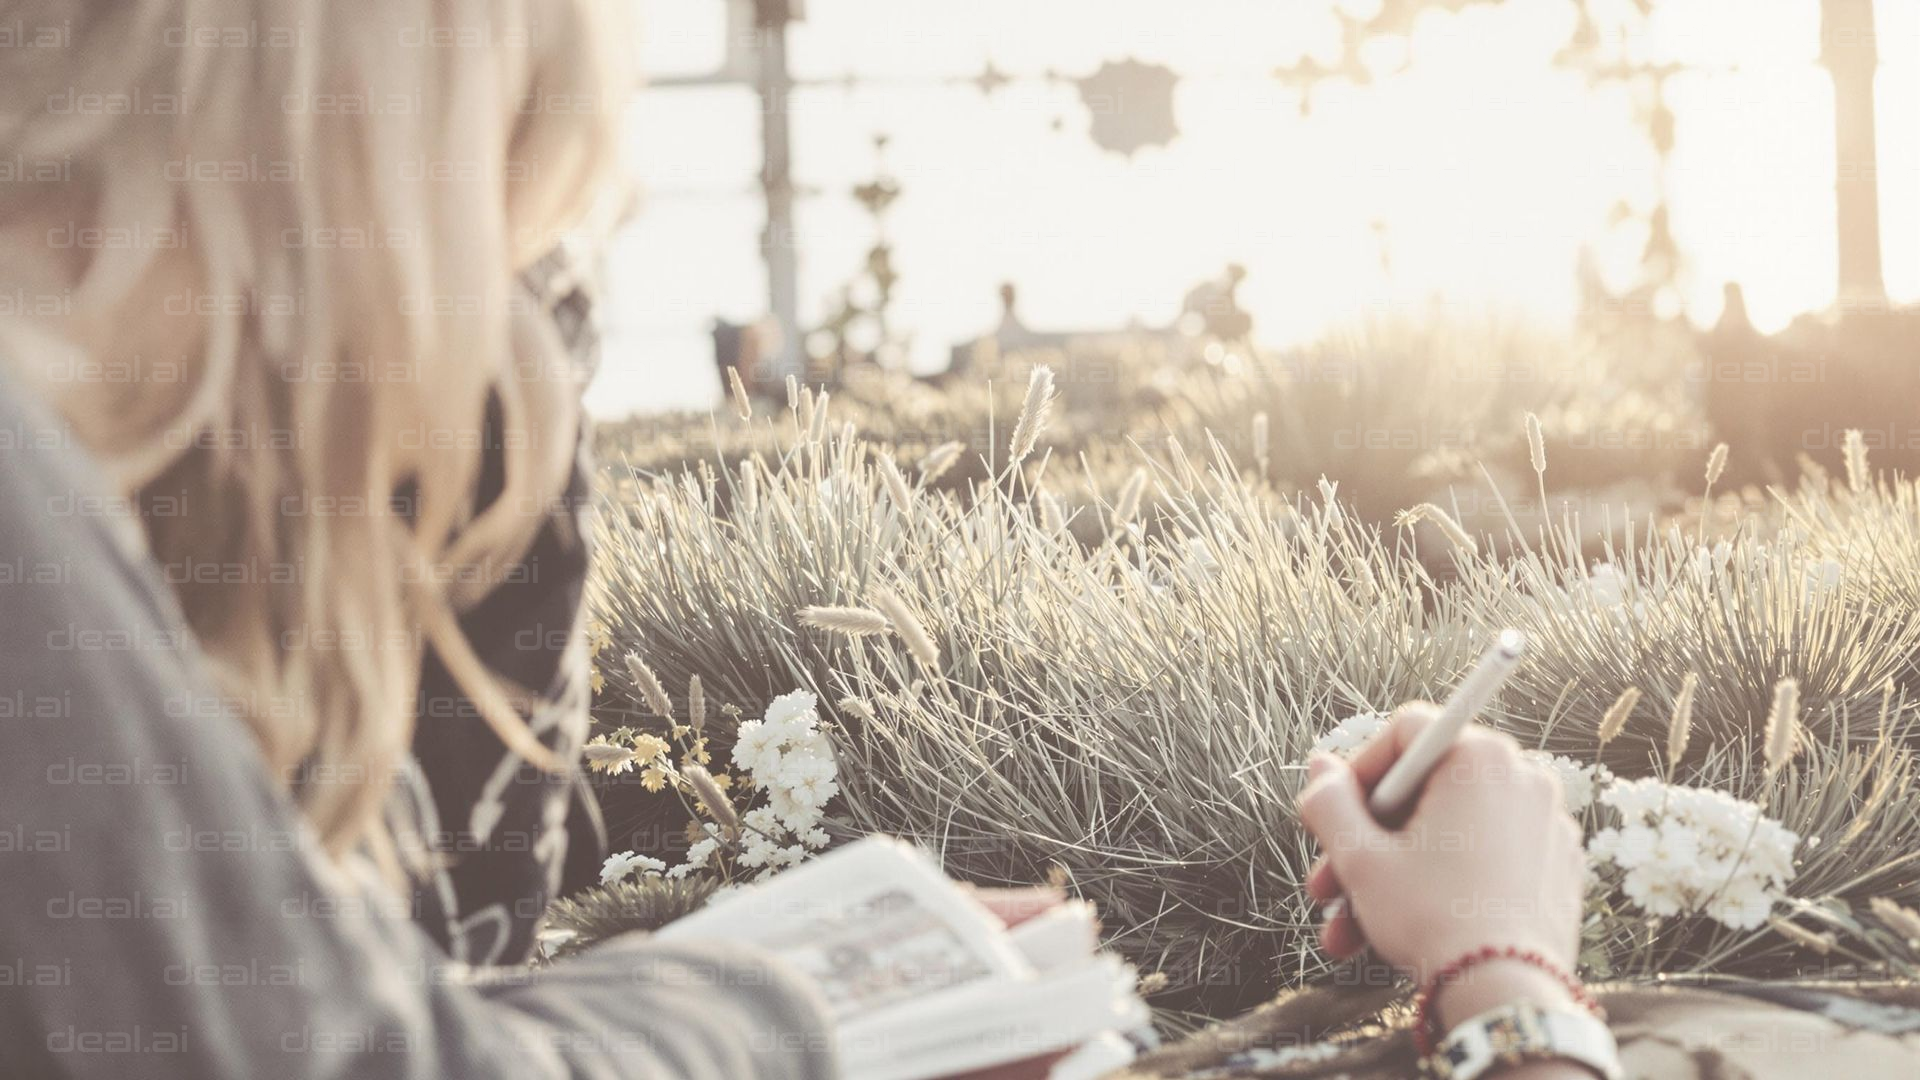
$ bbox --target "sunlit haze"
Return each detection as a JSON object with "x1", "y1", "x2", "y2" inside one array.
[{"x1": 590, "y1": 0, "x2": 1920, "y2": 415}]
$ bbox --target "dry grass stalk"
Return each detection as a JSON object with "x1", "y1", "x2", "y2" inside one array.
[
  {"x1": 798, "y1": 605, "x2": 893, "y2": 638},
  {"x1": 1008, "y1": 366, "x2": 1056, "y2": 464},
  {"x1": 1166, "y1": 436, "x2": 1198, "y2": 489},
  {"x1": 726, "y1": 365, "x2": 752, "y2": 421},
  {"x1": 624, "y1": 651, "x2": 673, "y2": 719},
  {"x1": 1666, "y1": 672, "x2": 1698, "y2": 767},
  {"x1": 918, "y1": 440, "x2": 964, "y2": 483},
  {"x1": 738, "y1": 458, "x2": 759, "y2": 514},
  {"x1": 1597, "y1": 686, "x2": 1641, "y2": 745},
  {"x1": 1844, "y1": 428, "x2": 1869, "y2": 493},
  {"x1": 1768, "y1": 917, "x2": 1835, "y2": 954},
  {"x1": 1038, "y1": 492, "x2": 1065, "y2": 535},
  {"x1": 1251, "y1": 411, "x2": 1269, "y2": 470},
  {"x1": 809, "y1": 392, "x2": 833, "y2": 444},
  {"x1": 1704, "y1": 443, "x2": 1728, "y2": 487},
  {"x1": 871, "y1": 589, "x2": 940, "y2": 668},
  {"x1": 681, "y1": 764, "x2": 741, "y2": 838},
  {"x1": 878, "y1": 453, "x2": 914, "y2": 510},
  {"x1": 1870, "y1": 897, "x2": 1920, "y2": 944},
  {"x1": 581, "y1": 743, "x2": 638, "y2": 773},
  {"x1": 1112, "y1": 468, "x2": 1148, "y2": 528},
  {"x1": 1765, "y1": 678, "x2": 1800, "y2": 772},
  {"x1": 1396, "y1": 503, "x2": 1477, "y2": 554}
]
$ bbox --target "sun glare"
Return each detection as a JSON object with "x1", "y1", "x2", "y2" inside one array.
[{"x1": 600, "y1": 0, "x2": 1919, "y2": 414}]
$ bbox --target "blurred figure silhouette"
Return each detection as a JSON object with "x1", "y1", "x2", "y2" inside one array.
[
  {"x1": 713, "y1": 315, "x2": 784, "y2": 402},
  {"x1": 992, "y1": 282, "x2": 1042, "y2": 351},
  {"x1": 1181, "y1": 263, "x2": 1253, "y2": 344}
]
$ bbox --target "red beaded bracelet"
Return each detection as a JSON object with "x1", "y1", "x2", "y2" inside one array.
[{"x1": 1411, "y1": 945, "x2": 1602, "y2": 1056}]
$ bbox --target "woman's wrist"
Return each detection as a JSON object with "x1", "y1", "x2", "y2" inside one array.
[{"x1": 1433, "y1": 959, "x2": 1581, "y2": 1030}]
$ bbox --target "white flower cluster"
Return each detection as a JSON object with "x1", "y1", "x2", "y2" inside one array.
[
  {"x1": 1586, "y1": 778, "x2": 1799, "y2": 930},
  {"x1": 1311, "y1": 711, "x2": 1387, "y2": 758},
  {"x1": 1521, "y1": 750, "x2": 1613, "y2": 814},
  {"x1": 598, "y1": 689, "x2": 840, "y2": 887},
  {"x1": 599, "y1": 850, "x2": 666, "y2": 885},
  {"x1": 726, "y1": 689, "x2": 837, "y2": 871}
]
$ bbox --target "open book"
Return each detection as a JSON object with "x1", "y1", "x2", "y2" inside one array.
[{"x1": 656, "y1": 836, "x2": 1150, "y2": 1080}]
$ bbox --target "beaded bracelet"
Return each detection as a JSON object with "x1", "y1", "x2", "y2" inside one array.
[{"x1": 1411, "y1": 944, "x2": 1602, "y2": 1056}]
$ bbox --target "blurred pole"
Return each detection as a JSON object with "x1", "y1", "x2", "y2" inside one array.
[
  {"x1": 754, "y1": 0, "x2": 802, "y2": 381},
  {"x1": 1820, "y1": 0, "x2": 1885, "y2": 307}
]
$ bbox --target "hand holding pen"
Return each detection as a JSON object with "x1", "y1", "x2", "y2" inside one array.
[{"x1": 1293, "y1": 630, "x2": 1586, "y2": 975}]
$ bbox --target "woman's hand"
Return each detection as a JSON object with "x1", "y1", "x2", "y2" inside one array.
[{"x1": 1295, "y1": 703, "x2": 1587, "y2": 1026}]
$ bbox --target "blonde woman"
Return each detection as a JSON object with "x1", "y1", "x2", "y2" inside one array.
[{"x1": 0, "y1": 3, "x2": 1080, "y2": 1078}]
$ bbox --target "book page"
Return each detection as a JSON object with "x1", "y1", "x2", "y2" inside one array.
[{"x1": 654, "y1": 836, "x2": 1032, "y2": 1019}]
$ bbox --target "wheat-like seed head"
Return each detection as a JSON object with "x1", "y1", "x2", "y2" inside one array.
[
  {"x1": 1767, "y1": 917, "x2": 1835, "y2": 954},
  {"x1": 581, "y1": 742, "x2": 639, "y2": 773},
  {"x1": 1250, "y1": 412, "x2": 1270, "y2": 467},
  {"x1": 1008, "y1": 366, "x2": 1056, "y2": 464},
  {"x1": 1844, "y1": 428, "x2": 1869, "y2": 494},
  {"x1": 918, "y1": 440, "x2": 964, "y2": 483},
  {"x1": 1705, "y1": 443, "x2": 1728, "y2": 487},
  {"x1": 1666, "y1": 672, "x2": 1698, "y2": 766},
  {"x1": 624, "y1": 653, "x2": 674, "y2": 719},
  {"x1": 839, "y1": 696, "x2": 877, "y2": 722},
  {"x1": 687, "y1": 675, "x2": 706, "y2": 735},
  {"x1": 738, "y1": 458, "x2": 759, "y2": 514},
  {"x1": 1525, "y1": 412, "x2": 1546, "y2": 475},
  {"x1": 1870, "y1": 897, "x2": 1920, "y2": 944},
  {"x1": 726, "y1": 365, "x2": 753, "y2": 422},
  {"x1": 786, "y1": 374, "x2": 800, "y2": 412},
  {"x1": 681, "y1": 764, "x2": 741, "y2": 837},
  {"x1": 871, "y1": 588, "x2": 941, "y2": 668},
  {"x1": 809, "y1": 391, "x2": 833, "y2": 444},
  {"x1": 1765, "y1": 678, "x2": 1800, "y2": 772},
  {"x1": 798, "y1": 605, "x2": 893, "y2": 637},
  {"x1": 878, "y1": 453, "x2": 914, "y2": 511},
  {"x1": 1395, "y1": 503, "x2": 1477, "y2": 553},
  {"x1": 1597, "y1": 686, "x2": 1641, "y2": 745},
  {"x1": 797, "y1": 386, "x2": 816, "y2": 434},
  {"x1": 1038, "y1": 491, "x2": 1065, "y2": 535}
]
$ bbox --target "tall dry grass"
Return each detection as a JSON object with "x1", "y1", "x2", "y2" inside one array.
[{"x1": 587, "y1": 342, "x2": 1920, "y2": 1019}]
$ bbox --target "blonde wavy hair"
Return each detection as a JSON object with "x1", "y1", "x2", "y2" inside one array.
[{"x1": 0, "y1": 0, "x2": 628, "y2": 865}]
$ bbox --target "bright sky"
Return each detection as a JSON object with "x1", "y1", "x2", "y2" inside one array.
[{"x1": 590, "y1": 0, "x2": 1920, "y2": 415}]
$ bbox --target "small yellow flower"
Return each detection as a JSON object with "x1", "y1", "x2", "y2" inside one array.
[
  {"x1": 686, "y1": 737, "x2": 711, "y2": 766},
  {"x1": 589, "y1": 667, "x2": 605, "y2": 694},
  {"x1": 631, "y1": 734, "x2": 671, "y2": 764},
  {"x1": 640, "y1": 766, "x2": 670, "y2": 792},
  {"x1": 586, "y1": 619, "x2": 612, "y2": 656},
  {"x1": 708, "y1": 772, "x2": 734, "y2": 792}
]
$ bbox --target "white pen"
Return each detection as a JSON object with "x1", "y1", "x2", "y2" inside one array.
[{"x1": 1366, "y1": 628, "x2": 1527, "y2": 820}]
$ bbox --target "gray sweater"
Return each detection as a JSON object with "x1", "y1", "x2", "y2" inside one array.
[{"x1": 0, "y1": 373, "x2": 838, "y2": 1079}]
